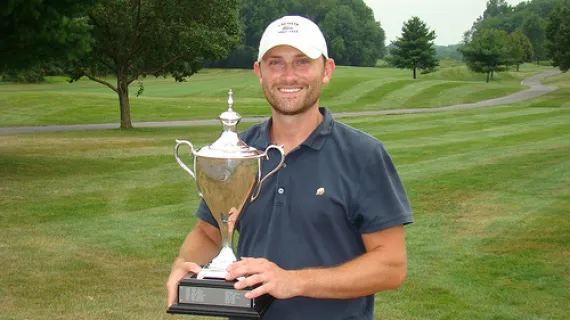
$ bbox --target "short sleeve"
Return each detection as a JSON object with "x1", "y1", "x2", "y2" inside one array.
[
  {"x1": 196, "y1": 199, "x2": 220, "y2": 229},
  {"x1": 353, "y1": 144, "x2": 413, "y2": 233}
]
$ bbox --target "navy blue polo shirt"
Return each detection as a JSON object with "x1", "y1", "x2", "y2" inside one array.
[{"x1": 197, "y1": 107, "x2": 413, "y2": 320}]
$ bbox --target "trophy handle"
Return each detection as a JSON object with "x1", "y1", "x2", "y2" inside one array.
[
  {"x1": 174, "y1": 139, "x2": 197, "y2": 180},
  {"x1": 251, "y1": 144, "x2": 285, "y2": 202}
]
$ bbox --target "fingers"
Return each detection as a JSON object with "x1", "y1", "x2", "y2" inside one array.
[
  {"x1": 184, "y1": 261, "x2": 202, "y2": 274},
  {"x1": 236, "y1": 273, "x2": 273, "y2": 300},
  {"x1": 166, "y1": 260, "x2": 202, "y2": 307},
  {"x1": 166, "y1": 276, "x2": 178, "y2": 307},
  {"x1": 225, "y1": 258, "x2": 277, "y2": 300},
  {"x1": 235, "y1": 273, "x2": 264, "y2": 290},
  {"x1": 224, "y1": 258, "x2": 299, "y2": 300},
  {"x1": 225, "y1": 258, "x2": 268, "y2": 281},
  {"x1": 245, "y1": 283, "x2": 270, "y2": 299}
]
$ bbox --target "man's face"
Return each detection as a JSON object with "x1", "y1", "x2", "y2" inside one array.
[{"x1": 254, "y1": 46, "x2": 334, "y2": 116}]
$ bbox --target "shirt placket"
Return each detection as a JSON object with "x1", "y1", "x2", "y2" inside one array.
[{"x1": 273, "y1": 154, "x2": 291, "y2": 211}]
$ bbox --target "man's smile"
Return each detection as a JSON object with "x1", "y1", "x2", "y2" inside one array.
[{"x1": 278, "y1": 87, "x2": 302, "y2": 93}]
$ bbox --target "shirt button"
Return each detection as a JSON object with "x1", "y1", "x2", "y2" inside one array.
[
  {"x1": 283, "y1": 163, "x2": 287, "y2": 168},
  {"x1": 277, "y1": 188, "x2": 284, "y2": 194}
]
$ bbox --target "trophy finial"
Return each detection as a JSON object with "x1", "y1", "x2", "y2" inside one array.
[
  {"x1": 228, "y1": 89, "x2": 234, "y2": 111},
  {"x1": 218, "y1": 89, "x2": 241, "y2": 133}
]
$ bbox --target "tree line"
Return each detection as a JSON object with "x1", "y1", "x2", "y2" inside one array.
[
  {"x1": 204, "y1": 0, "x2": 386, "y2": 68},
  {"x1": 459, "y1": 0, "x2": 570, "y2": 82}
]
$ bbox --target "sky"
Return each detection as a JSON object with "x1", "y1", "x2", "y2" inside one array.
[{"x1": 363, "y1": 0, "x2": 526, "y2": 46}]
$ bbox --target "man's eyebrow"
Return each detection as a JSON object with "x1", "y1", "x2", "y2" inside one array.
[{"x1": 266, "y1": 54, "x2": 309, "y2": 59}]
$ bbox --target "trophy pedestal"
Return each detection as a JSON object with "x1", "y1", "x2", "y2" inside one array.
[{"x1": 167, "y1": 275, "x2": 273, "y2": 319}]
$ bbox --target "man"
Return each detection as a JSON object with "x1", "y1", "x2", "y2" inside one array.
[{"x1": 166, "y1": 15, "x2": 413, "y2": 319}]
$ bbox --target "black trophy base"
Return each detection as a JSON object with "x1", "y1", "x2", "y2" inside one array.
[{"x1": 167, "y1": 275, "x2": 273, "y2": 319}]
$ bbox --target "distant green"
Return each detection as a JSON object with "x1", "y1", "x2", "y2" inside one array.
[{"x1": 0, "y1": 64, "x2": 546, "y2": 127}]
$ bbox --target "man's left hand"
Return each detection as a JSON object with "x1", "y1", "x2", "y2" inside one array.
[{"x1": 225, "y1": 257, "x2": 302, "y2": 300}]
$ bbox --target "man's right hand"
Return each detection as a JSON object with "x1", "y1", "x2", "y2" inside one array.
[{"x1": 166, "y1": 258, "x2": 202, "y2": 307}]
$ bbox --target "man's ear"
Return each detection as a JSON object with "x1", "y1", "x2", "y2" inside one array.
[
  {"x1": 322, "y1": 58, "x2": 335, "y2": 85},
  {"x1": 253, "y1": 61, "x2": 263, "y2": 84}
]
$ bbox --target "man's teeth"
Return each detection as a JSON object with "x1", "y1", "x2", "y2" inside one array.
[{"x1": 279, "y1": 88, "x2": 301, "y2": 93}]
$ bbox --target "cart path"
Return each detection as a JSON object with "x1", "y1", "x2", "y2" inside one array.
[{"x1": 0, "y1": 70, "x2": 561, "y2": 135}]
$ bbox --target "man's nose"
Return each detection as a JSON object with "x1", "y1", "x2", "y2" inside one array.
[{"x1": 281, "y1": 63, "x2": 298, "y2": 82}]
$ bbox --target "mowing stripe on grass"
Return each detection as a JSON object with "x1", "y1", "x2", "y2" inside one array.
[
  {"x1": 526, "y1": 88, "x2": 570, "y2": 108},
  {"x1": 462, "y1": 86, "x2": 526, "y2": 104},
  {"x1": 354, "y1": 80, "x2": 416, "y2": 107},
  {"x1": 391, "y1": 123, "x2": 570, "y2": 165},
  {"x1": 405, "y1": 82, "x2": 471, "y2": 108},
  {"x1": 321, "y1": 76, "x2": 377, "y2": 101},
  {"x1": 367, "y1": 108, "x2": 569, "y2": 142},
  {"x1": 377, "y1": 80, "x2": 449, "y2": 110},
  {"x1": 344, "y1": 105, "x2": 561, "y2": 135},
  {"x1": 398, "y1": 133, "x2": 570, "y2": 182},
  {"x1": 338, "y1": 103, "x2": 540, "y2": 128}
]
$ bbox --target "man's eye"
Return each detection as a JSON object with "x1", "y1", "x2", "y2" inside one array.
[
  {"x1": 296, "y1": 59, "x2": 310, "y2": 66},
  {"x1": 269, "y1": 60, "x2": 284, "y2": 67}
]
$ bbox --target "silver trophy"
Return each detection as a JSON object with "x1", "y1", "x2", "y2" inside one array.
[{"x1": 168, "y1": 90, "x2": 284, "y2": 318}]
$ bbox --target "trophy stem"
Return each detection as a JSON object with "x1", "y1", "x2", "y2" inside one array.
[
  {"x1": 197, "y1": 246, "x2": 236, "y2": 279},
  {"x1": 210, "y1": 245, "x2": 237, "y2": 269},
  {"x1": 197, "y1": 211, "x2": 238, "y2": 280}
]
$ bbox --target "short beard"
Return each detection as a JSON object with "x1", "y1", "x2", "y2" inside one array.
[{"x1": 263, "y1": 85, "x2": 321, "y2": 116}]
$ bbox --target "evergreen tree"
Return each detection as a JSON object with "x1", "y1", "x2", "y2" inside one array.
[
  {"x1": 546, "y1": 5, "x2": 570, "y2": 72},
  {"x1": 388, "y1": 16, "x2": 439, "y2": 79},
  {"x1": 459, "y1": 29, "x2": 511, "y2": 83}
]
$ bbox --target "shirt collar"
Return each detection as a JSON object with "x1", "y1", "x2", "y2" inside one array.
[{"x1": 250, "y1": 107, "x2": 334, "y2": 151}]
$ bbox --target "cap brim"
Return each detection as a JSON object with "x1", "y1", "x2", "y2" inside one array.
[{"x1": 258, "y1": 38, "x2": 323, "y2": 61}]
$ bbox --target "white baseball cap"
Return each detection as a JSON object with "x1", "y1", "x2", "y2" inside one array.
[{"x1": 257, "y1": 15, "x2": 328, "y2": 61}]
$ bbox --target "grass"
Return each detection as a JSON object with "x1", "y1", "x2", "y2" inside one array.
[
  {"x1": 0, "y1": 64, "x2": 551, "y2": 127},
  {"x1": 1, "y1": 66, "x2": 568, "y2": 319}
]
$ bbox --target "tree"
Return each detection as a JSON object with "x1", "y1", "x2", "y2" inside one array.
[
  {"x1": 388, "y1": 16, "x2": 439, "y2": 79},
  {"x1": 435, "y1": 44, "x2": 463, "y2": 61},
  {"x1": 69, "y1": 0, "x2": 241, "y2": 129},
  {"x1": 459, "y1": 29, "x2": 511, "y2": 83},
  {"x1": 507, "y1": 30, "x2": 533, "y2": 71},
  {"x1": 545, "y1": 5, "x2": 570, "y2": 72},
  {"x1": 239, "y1": 0, "x2": 288, "y2": 51},
  {"x1": 320, "y1": 4, "x2": 385, "y2": 66},
  {"x1": 483, "y1": 0, "x2": 511, "y2": 18},
  {"x1": 521, "y1": 13, "x2": 547, "y2": 63},
  {"x1": 212, "y1": 0, "x2": 385, "y2": 68},
  {"x1": 0, "y1": 0, "x2": 96, "y2": 71},
  {"x1": 463, "y1": 0, "x2": 570, "y2": 67}
]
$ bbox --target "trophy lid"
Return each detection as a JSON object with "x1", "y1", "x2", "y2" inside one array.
[{"x1": 194, "y1": 89, "x2": 263, "y2": 159}]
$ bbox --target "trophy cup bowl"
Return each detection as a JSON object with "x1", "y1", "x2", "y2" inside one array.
[{"x1": 168, "y1": 90, "x2": 284, "y2": 319}]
